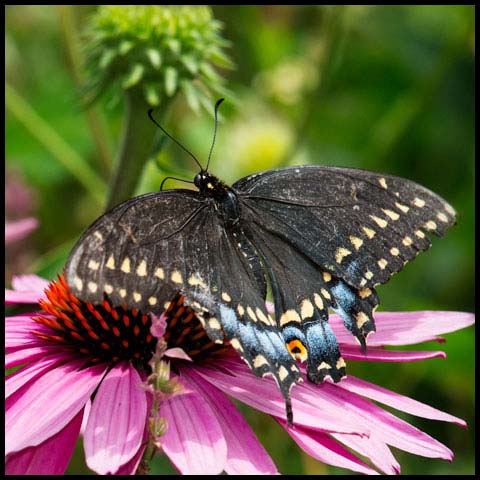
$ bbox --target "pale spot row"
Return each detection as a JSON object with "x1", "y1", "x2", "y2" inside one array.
[{"x1": 335, "y1": 247, "x2": 352, "y2": 264}]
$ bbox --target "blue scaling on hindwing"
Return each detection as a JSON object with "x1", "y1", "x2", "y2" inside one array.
[{"x1": 330, "y1": 279, "x2": 378, "y2": 351}]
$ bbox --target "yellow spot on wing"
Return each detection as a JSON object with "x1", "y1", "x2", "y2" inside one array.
[
  {"x1": 136, "y1": 260, "x2": 147, "y2": 277},
  {"x1": 74, "y1": 277, "x2": 83, "y2": 291},
  {"x1": 133, "y1": 292, "x2": 142, "y2": 302},
  {"x1": 300, "y1": 299, "x2": 314, "y2": 320},
  {"x1": 280, "y1": 309, "x2": 301, "y2": 327},
  {"x1": 402, "y1": 236, "x2": 413, "y2": 246},
  {"x1": 395, "y1": 202, "x2": 410, "y2": 213},
  {"x1": 171, "y1": 270, "x2": 183, "y2": 284},
  {"x1": 221, "y1": 292, "x2": 231, "y2": 302},
  {"x1": 349, "y1": 236, "x2": 363, "y2": 250},
  {"x1": 322, "y1": 271, "x2": 332, "y2": 282},
  {"x1": 121, "y1": 257, "x2": 131, "y2": 273},
  {"x1": 106, "y1": 255, "x2": 115, "y2": 270},
  {"x1": 413, "y1": 197, "x2": 426, "y2": 208},
  {"x1": 320, "y1": 288, "x2": 331, "y2": 300},
  {"x1": 437, "y1": 212, "x2": 449, "y2": 223},
  {"x1": 378, "y1": 177, "x2": 388, "y2": 189},
  {"x1": 104, "y1": 284, "x2": 113, "y2": 294},
  {"x1": 253, "y1": 354, "x2": 269, "y2": 368},
  {"x1": 370, "y1": 215, "x2": 388, "y2": 228},
  {"x1": 246, "y1": 306, "x2": 257, "y2": 322},
  {"x1": 383, "y1": 209, "x2": 400, "y2": 221},
  {"x1": 188, "y1": 274, "x2": 207, "y2": 289},
  {"x1": 362, "y1": 226, "x2": 376, "y2": 239},
  {"x1": 155, "y1": 267, "x2": 164, "y2": 279},
  {"x1": 278, "y1": 365, "x2": 289, "y2": 381},
  {"x1": 88, "y1": 260, "x2": 99, "y2": 271},
  {"x1": 358, "y1": 288, "x2": 372, "y2": 299},
  {"x1": 314, "y1": 293, "x2": 324, "y2": 310},
  {"x1": 378, "y1": 258, "x2": 388, "y2": 270},
  {"x1": 148, "y1": 297, "x2": 157, "y2": 306},
  {"x1": 335, "y1": 247, "x2": 352, "y2": 264},
  {"x1": 424, "y1": 220, "x2": 437, "y2": 231},
  {"x1": 87, "y1": 281, "x2": 97, "y2": 293},
  {"x1": 230, "y1": 338, "x2": 243, "y2": 352},
  {"x1": 390, "y1": 247, "x2": 400, "y2": 256},
  {"x1": 355, "y1": 312, "x2": 369, "y2": 328}
]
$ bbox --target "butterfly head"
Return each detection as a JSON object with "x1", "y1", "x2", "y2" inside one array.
[{"x1": 194, "y1": 171, "x2": 226, "y2": 196}]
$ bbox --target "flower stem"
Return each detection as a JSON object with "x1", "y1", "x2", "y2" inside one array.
[
  {"x1": 5, "y1": 82, "x2": 106, "y2": 207},
  {"x1": 57, "y1": 5, "x2": 113, "y2": 177},
  {"x1": 105, "y1": 89, "x2": 170, "y2": 211}
]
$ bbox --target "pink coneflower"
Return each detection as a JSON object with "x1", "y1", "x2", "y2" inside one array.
[
  {"x1": 5, "y1": 217, "x2": 39, "y2": 245},
  {"x1": 5, "y1": 274, "x2": 474, "y2": 475}
]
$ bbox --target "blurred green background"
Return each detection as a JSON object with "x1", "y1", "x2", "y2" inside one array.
[{"x1": 5, "y1": 5, "x2": 474, "y2": 475}]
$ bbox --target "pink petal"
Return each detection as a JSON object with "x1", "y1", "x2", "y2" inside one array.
[
  {"x1": 112, "y1": 392, "x2": 152, "y2": 475},
  {"x1": 6, "y1": 314, "x2": 53, "y2": 351},
  {"x1": 5, "y1": 345, "x2": 63, "y2": 369},
  {"x1": 5, "y1": 274, "x2": 49, "y2": 305},
  {"x1": 5, "y1": 217, "x2": 38, "y2": 244},
  {"x1": 6, "y1": 352, "x2": 72, "y2": 399},
  {"x1": 195, "y1": 357, "x2": 367, "y2": 435},
  {"x1": 331, "y1": 432, "x2": 400, "y2": 475},
  {"x1": 159, "y1": 389, "x2": 227, "y2": 474},
  {"x1": 281, "y1": 423, "x2": 378, "y2": 475},
  {"x1": 11, "y1": 274, "x2": 49, "y2": 293},
  {"x1": 182, "y1": 368, "x2": 278, "y2": 474},
  {"x1": 303, "y1": 381, "x2": 454, "y2": 460},
  {"x1": 150, "y1": 312, "x2": 167, "y2": 338},
  {"x1": 330, "y1": 311, "x2": 475, "y2": 347},
  {"x1": 84, "y1": 362, "x2": 147, "y2": 475},
  {"x1": 164, "y1": 347, "x2": 192, "y2": 361},
  {"x1": 338, "y1": 376, "x2": 466, "y2": 426},
  {"x1": 5, "y1": 408, "x2": 83, "y2": 474},
  {"x1": 6, "y1": 359, "x2": 106, "y2": 455},
  {"x1": 341, "y1": 345, "x2": 446, "y2": 362},
  {"x1": 5, "y1": 289, "x2": 47, "y2": 305}
]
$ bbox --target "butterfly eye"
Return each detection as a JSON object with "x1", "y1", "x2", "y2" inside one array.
[{"x1": 194, "y1": 173, "x2": 203, "y2": 188}]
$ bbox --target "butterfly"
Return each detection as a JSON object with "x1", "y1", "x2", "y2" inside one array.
[{"x1": 65, "y1": 100, "x2": 456, "y2": 422}]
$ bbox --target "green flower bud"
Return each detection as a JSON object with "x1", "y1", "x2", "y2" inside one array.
[{"x1": 84, "y1": 5, "x2": 233, "y2": 111}]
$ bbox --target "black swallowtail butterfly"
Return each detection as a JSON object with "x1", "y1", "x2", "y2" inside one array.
[{"x1": 65, "y1": 101, "x2": 456, "y2": 422}]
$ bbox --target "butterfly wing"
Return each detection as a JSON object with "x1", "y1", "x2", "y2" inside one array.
[
  {"x1": 234, "y1": 166, "x2": 456, "y2": 380},
  {"x1": 65, "y1": 189, "x2": 302, "y2": 420}
]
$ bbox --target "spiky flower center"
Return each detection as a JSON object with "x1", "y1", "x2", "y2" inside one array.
[{"x1": 34, "y1": 276, "x2": 227, "y2": 372}]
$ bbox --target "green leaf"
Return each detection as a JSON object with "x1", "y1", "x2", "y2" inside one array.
[
  {"x1": 199, "y1": 62, "x2": 221, "y2": 84},
  {"x1": 180, "y1": 80, "x2": 200, "y2": 113},
  {"x1": 144, "y1": 85, "x2": 161, "y2": 106},
  {"x1": 146, "y1": 48, "x2": 162, "y2": 69},
  {"x1": 122, "y1": 63, "x2": 145, "y2": 89},
  {"x1": 164, "y1": 67, "x2": 178, "y2": 96},
  {"x1": 166, "y1": 38, "x2": 181, "y2": 55},
  {"x1": 99, "y1": 48, "x2": 117, "y2": 69},
  {"x1": 180, "y1": 54, "x2": 199, "y2": 75},
  {"x1": 208, "y1": 47, "x2": 234, "y2": 69},
  {"x1": 119, "y1": 39, "x2": 134, "y2": 55}
]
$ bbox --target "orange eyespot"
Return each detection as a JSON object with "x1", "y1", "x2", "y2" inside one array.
[{"x1": 287, "y1": 339, "x2": 308, "y2": 363}]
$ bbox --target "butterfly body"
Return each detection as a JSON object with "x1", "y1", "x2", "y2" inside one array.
[{"x1": 65, "y1": 165, "x2": 456, "y2": 422}]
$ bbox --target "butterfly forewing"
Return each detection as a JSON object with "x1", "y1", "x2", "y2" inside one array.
[
  {"x1": 234, "y1": 166, "x2": 456, "y2": 290},
  {"x1": 65, "y1": 187, "x2": 302, "y2": 419}
]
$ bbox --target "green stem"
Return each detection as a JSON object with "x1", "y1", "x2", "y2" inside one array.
[
  {"x1": 5, "y1": 82, "x2": 106, "y2": 207},
  {"x1": 105, "y1": 90, "x2": 170, "y2": 210},
  {"x1": 57, "y1": 5, "x2": 114, "y2": 176}
]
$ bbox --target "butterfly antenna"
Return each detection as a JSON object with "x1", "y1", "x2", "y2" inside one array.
[
  {"x1": 206, "y1": 98, "x2": 225, "y2": 172},
  {"x1": 148, "y1": 109, "x2": 203, "y2": 172}
]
